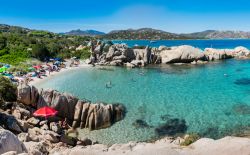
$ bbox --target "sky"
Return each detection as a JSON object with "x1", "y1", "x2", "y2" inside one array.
[{"x1": 1, "y1": 0, "x2": 250, "y2": 33}]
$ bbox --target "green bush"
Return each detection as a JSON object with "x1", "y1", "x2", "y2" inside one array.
[
  {"x1": 0, "y1": 76, "x2": 17, "y2": 102},
  {"x1": 71, "y1": 48, "x2": 91, "y2": 60},
  {"x1": 32, "y1": 44, "x2": 50, "y2": 60}
]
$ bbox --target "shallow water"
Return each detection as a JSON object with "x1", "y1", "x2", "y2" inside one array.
[{"x1": 36, "y1": 60, "x2": 250, "y2": 144}]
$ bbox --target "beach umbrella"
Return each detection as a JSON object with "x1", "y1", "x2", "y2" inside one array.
[
  {"x1": 5, "y1": 74, "x2": 14, "y2": 79},
  {"x1": 33, "y1": 65, "x2": 42, "y2": 70},
  {"x1": 0, "y1": 67, "x2": 7, "y2": 73},
  {"x1": 33, "y1": 106, "x2": 58, "y2": 118},
  {"x1": 4, "y1": 64, "x2": 10, "y2": 68}
]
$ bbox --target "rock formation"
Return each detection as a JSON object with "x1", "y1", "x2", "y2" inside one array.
[
  {"x1": 204, "y1": 48, "x2": 233, "y2": 61},
  {"x1": 160, "y1": 45, "x2": 206, "y2": 63},
  {"x1": 17, "y1": 85, "x2": 126, "y2": 130},
  {"x1": 0, "y1": 129, "x2": 27, "y2": 154},
  {"x1": 88, "y1": 41, "x2": 250, "y2": 67}
]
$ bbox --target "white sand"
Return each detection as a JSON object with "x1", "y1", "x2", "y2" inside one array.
[{"x1": 29, "y1": 62, "x2": 92, "y2": 86}]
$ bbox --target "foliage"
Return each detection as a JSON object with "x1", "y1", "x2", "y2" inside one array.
[
  {"x1": 0, "y1": 24, "x2": 93, "y2": 66},
  {"x1": 72, "y1": 48, "x2": 91, "y2": 59},
  {"x1": 32, "y1": 44, "x2": 50, "y2": 60},
  {"x1": 0, "y1": 76, "x2": 17, "y2": 102},
  {"x1": 0, "y1": 35, "x2": 6, "y2": 49},
  {"x1": 180, "y1": 134, "x2": 200, "y2": 146},
  {"x1": 103, "y1": 28, "x2": 191, "y2": 40}
]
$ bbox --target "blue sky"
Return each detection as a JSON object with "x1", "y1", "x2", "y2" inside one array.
[{"x1": 1, "y1": 0, "x2": 250, "y2": 33}]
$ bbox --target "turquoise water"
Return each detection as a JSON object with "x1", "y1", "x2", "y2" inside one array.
[
  {"x1": 113, "y1": 39, "x2": 250, "y2": 49},
  {"x1": 36, "y1": 60, "x2": 250, "y2": 144}
]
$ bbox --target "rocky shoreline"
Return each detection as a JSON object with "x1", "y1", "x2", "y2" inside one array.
[
  {"x1": 1, "y1": 43, "x2": 250, "y2": 154},
  {"x1": 0, "y1": 82, "x2": 250, "y2": 155},
  {"x1": 0, "y1": 85, "x2": 126, "y2": 155},
  {"x1": 87, "y1": 41, "x2": 250, "y2": 67}
]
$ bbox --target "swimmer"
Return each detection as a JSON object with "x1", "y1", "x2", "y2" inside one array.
[{"x1": 105, "y1": 81, "x2": 112, "y2": 88}]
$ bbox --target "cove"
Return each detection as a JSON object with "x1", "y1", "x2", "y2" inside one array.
[{"x1": 35, "y1": 59, "x2": 250, "y2": 144}]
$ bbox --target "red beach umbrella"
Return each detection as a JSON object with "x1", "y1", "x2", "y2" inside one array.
[
  {"x1": 33, "y1": 65, "x2": 42, "y2": 70},
  {"x1": 33, "y1": 106, "x2": 58, "y2": 118}
]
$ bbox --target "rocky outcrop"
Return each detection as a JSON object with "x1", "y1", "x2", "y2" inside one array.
[
  {"x1": 204, "y1": 48, "x2": 233, "y2": 61},
  {"x1": 89, "y1": 41, "x2": 250, "y2": 67},
  {"x1": 106, "y1": 44, "x2": 135, "y2": 63},
  {"x1": 233, "y1": 46, "x2": 250, "y2": 58},
  {"x1": 53, "y1": 136, "x2": 250, "y2": 155},
  {"x1": 17, "y1": 86, "x2": 126, "y2": 131},
  {"x1": 0, "y1": 129, "x2": 27, "y2": 154},
  {"x1": 160, "y1": 45, "x2": 206, "y2": 63},
  {"x1": 72, "y1": 102, "x2": 125, "y2": 130},
  {"x1": 17, "y1": 85, "x2": 39, "y2": 106}
]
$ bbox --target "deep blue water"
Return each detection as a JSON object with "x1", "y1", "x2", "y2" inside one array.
[
  {"x1": 112, "y1": 39, "x2": 250, "y2": 50},
  {"x1": 36, "y1": 59, "x2": 250, "y2": 144}
]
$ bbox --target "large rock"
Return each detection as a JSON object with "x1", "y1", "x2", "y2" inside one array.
[
  {"x1": 73, "y1": 101, "x2": 125, "y2": 130},
  {"x1": 0, "y1": 129, "x2": 27, "y2": 154},
  {"x1": 204, "y1": 48, "x2": 233, "y2": 61},
  {"x1": 133, "y1": 46, "x2": 152, "y2": 64},
  {"x1": 27, "y1": 127, "x2": 59, "y2": 143},
  {"x1": 24, "y1": 141, "x2": 49, "y2": 155},
  {"x1": 0, "y1": 112, "x2": 22, "y2": 133},
  {"x1": 160, "y1": 45, "x2": 206, "y2": 63},
  {"x1": 17, "y1": 85, "x2": 39, "y2": 106},
  {"x1": 18, "y1": 86, "x2": 126, "y2": 131},
  {"x1": 106, "y1": 44, "x2": 135, "y2": 63},
  {"x1": 233, "y1": 46, "x2": 250, "y2": 58},
  {"x1": 37, "y1": 89, "x2": 79, "y2": 122}
]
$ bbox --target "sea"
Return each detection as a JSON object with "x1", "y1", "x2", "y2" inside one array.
[{"x1": 35, "y1": 40, "x2": 250, "y2": 144}]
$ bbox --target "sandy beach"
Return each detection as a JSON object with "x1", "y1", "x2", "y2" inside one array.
[{"x1": 29, "y1": 61, "x2": 92, "y2": 86}]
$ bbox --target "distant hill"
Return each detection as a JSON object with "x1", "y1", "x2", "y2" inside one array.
[
  {"x1": 62, "y1": 29, "x2": 105, "y2": 36},
  {"x1": 182, "y1": 30, "x2": 250, "y2": 39},
  {"x1": 0, "y1": 24, "x2": 31, "y2": 34},
  {"x1": 2, "y1": 23, "x2": 250, "y2": 39},
  {"x1": 103, "y1": 28, "x2": 190, "y2": 40}
]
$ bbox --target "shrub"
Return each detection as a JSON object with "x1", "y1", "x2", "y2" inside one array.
[
  {"x1": 32, "y1": 44, "x2": 50, "y2": 61},
  {"x1": 71, "y1": 48, "x2": 91, "y2": 60},
  {"x1": 0, "y1": 76, "x2": 17, "y2": 102}
]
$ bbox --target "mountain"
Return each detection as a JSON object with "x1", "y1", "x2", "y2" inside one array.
[
  {"x1": 63, "y1": 29, "x2": 105, "y2": 36},
  {"x1": 182, "y1": 30, "x2": 250, "y2": 39},
  {"x1": 181, "y1": 30, "x2": 217, "y2": 39},
  {"x1": 103, "y1": 28, "x2": 190, "y2": 40}
]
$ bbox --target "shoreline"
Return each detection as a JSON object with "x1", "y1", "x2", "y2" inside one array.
[{"x1": 29, "y1": 61, "x2": 92, "y2": 86}]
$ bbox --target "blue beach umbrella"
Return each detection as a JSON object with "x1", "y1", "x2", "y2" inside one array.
[{"x1": 4, "y1": 64, "x2": 10, "y2": 68}]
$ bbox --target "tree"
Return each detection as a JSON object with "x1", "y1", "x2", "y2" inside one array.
[
  {"x1": 0, "y1": 76, "x2": 17, "y2": 103},
  {"x1": 32, "y1": 44, "x2": 50, "y2": 60},
  {"x1": 0, "y1": 35, "x2": 6, "y2": 50}
]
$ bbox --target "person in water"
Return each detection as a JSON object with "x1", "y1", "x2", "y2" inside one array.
[{"x1": 106, "y1": 81, "x2": 112, "y2": 88}]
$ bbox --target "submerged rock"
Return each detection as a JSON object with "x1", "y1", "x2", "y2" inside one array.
[
  {"x1": 155, "y1": 118, "x2": 187, "y2": 137},
  {"x1": 234, "y1": 78, "x2": 250, "y2": 85},
  {"x1": 132, "y1": 119, "x2": 152, "y2": 128},
  {"x1": 232, "y1": 104, "x2": 250, "y2": 115}
]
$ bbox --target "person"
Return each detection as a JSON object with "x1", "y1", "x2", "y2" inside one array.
[
  {"x1": 61, "y1": 118, "x2": 70, "y2": 129},
  {"x1": 105, "y1": 81, "x2": 112, "y2": 88}
]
